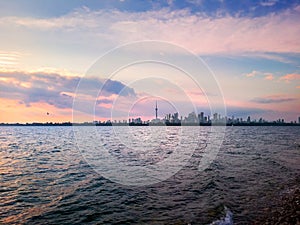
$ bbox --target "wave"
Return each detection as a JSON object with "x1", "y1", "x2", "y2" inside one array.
[{"x1": 209, "y1": 206, "x2": 233, "y2": 225}]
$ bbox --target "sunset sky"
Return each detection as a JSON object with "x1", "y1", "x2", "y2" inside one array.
[{"x1": 0, "y1": 0, "x2": 299, "y2": 123}]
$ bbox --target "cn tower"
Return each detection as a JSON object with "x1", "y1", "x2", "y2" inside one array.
[{"x1": 155, "y1": 101, "x2": 158, "y2": 119}]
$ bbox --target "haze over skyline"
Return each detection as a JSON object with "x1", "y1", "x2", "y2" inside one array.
[{"x1": 0, "y1": 0, "x2": 299, "y2": 123}]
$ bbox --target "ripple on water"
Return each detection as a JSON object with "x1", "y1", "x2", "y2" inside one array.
[{"x1": 0, "y1": 126, "x2": 299, "y2": 224}]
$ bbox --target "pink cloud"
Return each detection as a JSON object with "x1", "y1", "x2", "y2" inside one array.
[
  {"x1": 245, "y1": 70, "x2": 274, "y2": 80},
  {"x1": 245, "y1": 70, "x2": 259, "y2": 77},
  {"x1": 110, "y1": 7, "x2": 300, "y2": 54},
  {"x1": 97, "y1": 103, "x2": 113, "y2": 109},
  {"x1": 279, "y1": 73, "x2": 300, "y2": 82},
  {"x1": 264, "y1": 74, "x2": 274, "y2": 80}
]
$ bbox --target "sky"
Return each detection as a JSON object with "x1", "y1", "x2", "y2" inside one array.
[{"x1": 0, "y1": 0, "x2": 299, "y2": 123}]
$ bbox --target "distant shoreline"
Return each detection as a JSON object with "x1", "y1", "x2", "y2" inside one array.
[{"x1": 1, "y1": 122, "x2": 300, "y2": 127}]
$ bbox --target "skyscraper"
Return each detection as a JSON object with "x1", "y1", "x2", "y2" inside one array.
[
  {"x1": 247, "y1": 116, "x2": 251, "y2": 123},
  {"x1": 200, "y1": 112, "x2": 204, "y2": 123}
]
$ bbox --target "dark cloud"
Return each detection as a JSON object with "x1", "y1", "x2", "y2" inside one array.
[
  {"x1": 0, "y1": 71, "x2": 136, "y2": 109},
  {"x1": 96, "y1": 99, "x2": 113, "y2": 105},
  {"x1": 102, "y1": 79, "x2": 135, "y2": 97},
  {"x1": 251, "y1": 97, "x2": 296, "y2": 104}
]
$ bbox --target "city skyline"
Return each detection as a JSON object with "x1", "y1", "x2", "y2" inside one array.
[
  {"x1": 1, "y1": 100, "x2": 299, "y2": 126},
  {"x1": 128, "y1": 101, "x2": 300, "y2": 125},
  {"x1": 0, "y1": 1, "x2": 300, "y2": 123}
]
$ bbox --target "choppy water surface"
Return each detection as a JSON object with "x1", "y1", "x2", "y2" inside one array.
[{"x1": 0, "y1": 126, "x2": 299, "y2": 224}]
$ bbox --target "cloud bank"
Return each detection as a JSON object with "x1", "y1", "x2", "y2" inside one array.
[{"x1": 1, "y1": 5, "x2": 300, "y2": 54}]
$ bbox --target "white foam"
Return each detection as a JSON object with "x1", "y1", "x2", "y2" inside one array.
[{"x1": 209, "y1": 206, "x2": 233, "y2": 225}]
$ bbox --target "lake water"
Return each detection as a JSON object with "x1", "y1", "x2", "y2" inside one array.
[{"x1": 0, "y1": 126, "x2": 299, "y2": 224}]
